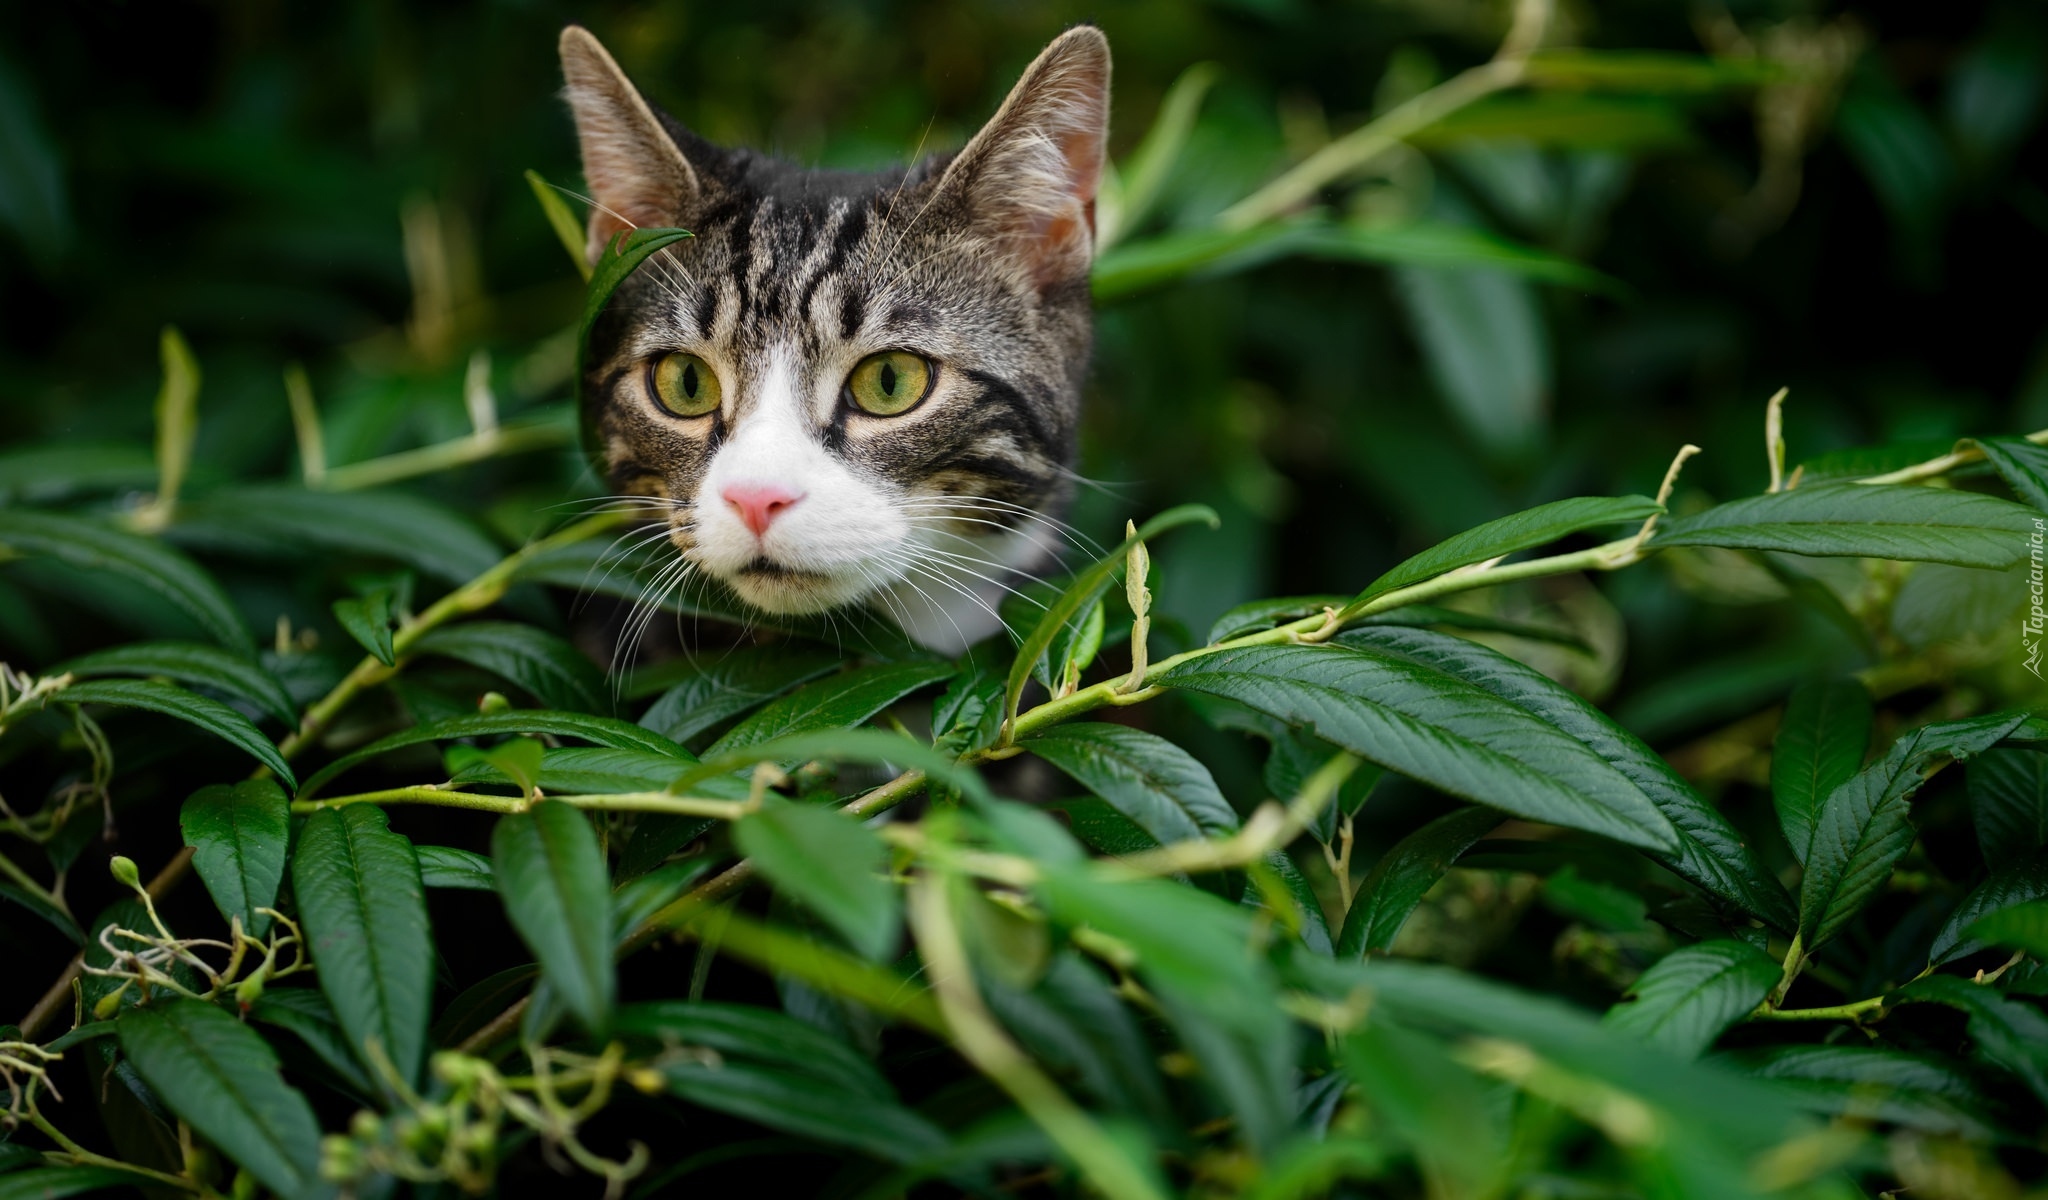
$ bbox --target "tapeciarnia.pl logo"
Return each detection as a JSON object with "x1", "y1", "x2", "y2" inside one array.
[{"x1": 2028, "y1": 517, "x2": 2046, "y2": 678}]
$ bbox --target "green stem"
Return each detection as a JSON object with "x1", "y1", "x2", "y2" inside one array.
[
  {"x1": 1218, "y1": 0, "x2": 1549, "y2": 229},
  {"x1": 293, "y1": 787, "x2": 749, "y2": 820},
  {"x1": 1747, "y1": 994, "x2": 1886, "y2": 1023},
  {"x1": 455, "y1": 769, "x2": 932, "y2": 1057},
  {"x1": 1770, "y1": 931, "x2": 1804, "y2": 1007},
  {"x1": 317, "y1": 423, "x2": 573, "y2": 492},
  {"x1": 1219, "y1": 62, "x2": 1523, "y2": 230},
  {"x1": 1009, "y1": 536, "x2": 1640, "y2": 741},
  {"x1": 18, "y1": 510, "x2": 628, "y2": 1040},
  {"x1": 30, "y1": 1101, "x2": 198, "y2": 1192},
  {"x1": 908, "y1": 872, "x2": 1167, "y2": 1200},
  {"x1": 0, "y1": 849, "x2": 69, "y2": 922}
]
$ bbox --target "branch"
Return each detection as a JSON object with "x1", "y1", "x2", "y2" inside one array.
[
  {"x1": 1217, "y1": 0, "x2": 1552, "y2": 229},
  {"x1": 17, "y1": 510, "x2": 629, "y2": 1039}
]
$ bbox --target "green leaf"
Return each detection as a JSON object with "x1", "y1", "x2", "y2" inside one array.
[
  {"x1": 632, "y1": 643, "x2": 841, "y2": 740},
  {"x1": 179, "y1": 497, "x2": 470, "y2": 590},
  {"x1": 0, "y1": 442, "x2": 156, "y2": 504},
  {"x1": 1208, "y1": 595, "x2": 1349, "y2": 645},
  {"x1": 412, "y1": 621, "x2": 606, "y2": 714},
  {"x1": 1341, "y1": 1018, "x2": 1507, "y2": 1199},
  {"x1": 682, "y1": 730, "x2": 984, "y2": 813},
  {"x1": 1602, "y1": 940, "x2": 1779, "y2": 1058},
  {"x1": 1336, "y1": 806, "x2": 1499, "y2": 958},
  {"x1": 249, "y1": 988, "x2": 376, "y2": 1097},
  {"x1": 1975, "y1": 435, "x2": 2048, "y2": 511},
  {"x1": 1352, "y1": 604, "x2": 1593, "y2": 652},
  {"x1": 0, "y1": 880, "x2": 82, "y2": 944},
  {"x1": 1346, "y1": 495, "x2": 1661, "y2": 614},
  {"x1": 0, "y1": 509, "x2": 252, "y2": 653},
  {"x1": 1965, "y1": 898, "x2": 2048, "y2": 958},
  {"x1": 179, "y1": 780, "x2": 289, "y2": 938},
  {"x1": 1967, "y1": 748, "x2": 2048, "y2": 872},
  {"x1": 331, "y1": 591, "x2": 395, "y2": 667},
  {"x1": 416, "y1": 844, "x2": 495, "y2": 890},
  {"x1": 1929, "y1": 852, "x2": 2048, "y2": 964},
  {"x1": 448, "y1": 745, "x2": 698, "y2": 795},
  {"x1": 577, "y1": 227, "x2": 695, "y2": 458},
  {"x1": 1160, "y1": 641, "x2": 1681, "y2": 852},
  {"x1": 524, "y1": 167, "x2": 592, "y2": 280},
  {"x1": 1521, "y1": 50, "x2": 1780, "y2": 92},
  {"x1": 1770, "y1": 679, "x2": 1873, "y2": 864},
  {"x1": 1391, "y1": 264, "x2": 1549, "y2": 457},
  {"x1": 657, "y1": 1058, "x2": 945, "y2": 1164},
  {"x1": 1890, "y1": 974, "x2": 2048, "y2": 1103},
  {"x1": 1252, "y1": 849, "x2": 1333, "y2": 954},
  {"x1": 492, "y1": 801, "x2": 615, "y2": 1033},
  {"x1": 1291, "y1": 956, "x2": 1809, "y2": 1151},
  {"x1": 1794, "y1": 440, "x2": 1959, "y2": 483},
  {"x1": 1259, "y1": 727, "x2": 1380, "y2": 845},
  {"x1": 1106, "y1": 60, "x2": 1219, "y2": 245},
  {"x1": 1092, "y1": 222, "x2": 1297, "y2": 302},
  {"x1": 0, "y1": 1167, "x2": 162, "y2": 1199},
  {"x1": 1720, "y1": 1045, "x2": 1992, "y2": 1138},
  {"x1": 1800, "y1": 712, "x2": 2031, "y2": 948},
  {"x1": 1415, "y1": 93, "x2": 1695, "y2": 150},
  {"x1": 448, "y1": 736, "x2": 544, "y2": 796},
  {"x1": 298, "y1": 710, "x2": 691, "y2": 798},
  {"x1": 55, "y1": 640, "x2": 295, "y2": 726},
  {"x1": 706, "y1": 660, "x2": 954, "y2": 754},
  {"x1": 1021, "y1": 723, "x2": 1238, "y2": 846},
  {"x1": 429, "y1": 964, "x2": 539, "y2": 1049},
  {"x1": 150, "y1": 326, "x2": 199, "y2": 518},
  {"x1": 116, "y1": 999, "x2": 321, "y2": 1198},
  {"x1": 1651, "y1": 482, "x2": 2042, "y2": 567},
  {"x1": 62, "y1": 679, "x2": 292, "y2": 787},
  {"x1": 734, "y1": 798, "x2": 899, "y2": 961},
  {"x1": 293, "y1": 805, "x2": 433, "y2": 1089},
  {"x1": 616, "y1": 1000, "x2": 895, "y2": 1100},
  {"x1": 1037, "y1": 864, "x2": 1294, "y2": 1153},
  {"x1": 931, "y1": 648, "x2": 1006, "y2": 755},
  {"x1": 1337, "y1": 625, "x2": 1795, "y2": 927},
  {"x1": 169, "y1": 485, "x2": 504, "y2": 585},
  {"x1": 1005, "y1": 505, "x2": 1219, "y2": 724},
  {"x1": 981, "y1": 954, "x2": 1175, "y2": 1127},
  {"x1": 1300, "y1": 220, "x2": 1620, "y2": 292}
]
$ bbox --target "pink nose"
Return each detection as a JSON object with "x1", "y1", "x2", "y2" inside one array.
[{"x1": 722, "y1": 482, "x2": 804, "y2": 537}]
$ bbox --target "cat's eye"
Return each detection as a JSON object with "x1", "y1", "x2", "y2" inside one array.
[
  {"x1": 845, "y1": 351, "x2": 935, "y2": 417},
  {"x1": 650, "y1": 352, "x2": 721, "y2": 418}
]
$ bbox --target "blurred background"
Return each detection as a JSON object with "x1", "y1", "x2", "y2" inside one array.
[{"x1": 3, "y1": 1, "x2": 2046, "y2": 858}]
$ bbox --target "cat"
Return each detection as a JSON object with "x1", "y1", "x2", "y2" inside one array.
[{"x1": 560, "y1": 24, "x2": 1110, "y2": 655}]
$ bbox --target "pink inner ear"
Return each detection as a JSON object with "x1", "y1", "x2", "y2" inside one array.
[{"x1": 1012, "y1": 124, "x2": 1106, "y2": 289}]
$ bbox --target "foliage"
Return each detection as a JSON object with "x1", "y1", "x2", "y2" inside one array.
[{"x1": 5, "y1": 1, "x2": 2048, "y2": 1197}]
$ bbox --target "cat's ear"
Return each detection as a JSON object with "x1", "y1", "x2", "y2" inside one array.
[
  {"x1": 938, "y1": 26, "x2": 1110, "y2": 291},
  {"x1": 559, "y1": 26, "x2": 701, "y2": 264}
]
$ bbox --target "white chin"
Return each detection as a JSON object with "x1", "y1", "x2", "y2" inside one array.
[{"x1": 721, "y1": 568, "x2": 876, "y2": 615}]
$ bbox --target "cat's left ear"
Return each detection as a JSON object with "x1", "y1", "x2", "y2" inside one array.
[
  {"x1": 939, "y1": 26, "x2": 1110, "y2": 291},
  {"x1": 559, "y1": 26, "x2": 702, "y2": 264}
]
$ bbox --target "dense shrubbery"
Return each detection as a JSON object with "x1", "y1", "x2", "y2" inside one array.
[{"x1": 5, "y1": 2, "x2": 2048, "y2": 1197}]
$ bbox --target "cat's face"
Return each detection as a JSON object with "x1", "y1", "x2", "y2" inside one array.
[{"x1": 561, "y1": 26, "x2": 1110, "y2": 651}]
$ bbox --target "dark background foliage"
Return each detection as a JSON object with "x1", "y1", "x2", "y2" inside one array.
[
  {"x1": 6, "y1": 0, "x2": 2043, "y2": 937},
  {"x1": 4, "y1": 1, "x2": 2048, "y2": 1194}
]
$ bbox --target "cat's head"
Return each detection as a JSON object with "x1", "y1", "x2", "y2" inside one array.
[{"x1": 560, "y1": 25, "x2": 1110, "y2": 652}]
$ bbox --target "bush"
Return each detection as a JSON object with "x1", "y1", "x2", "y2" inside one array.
[{"x1": 4, "y1": 4, "x2": 2047, "y2": 1198}]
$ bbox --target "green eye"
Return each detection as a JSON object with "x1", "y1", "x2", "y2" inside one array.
[
  {"x1": 846, "y1": 351, "x2": 935, "y2": 416},
  {"x1": 651, "y1": 352, "x2": 721, "y2": 417}
]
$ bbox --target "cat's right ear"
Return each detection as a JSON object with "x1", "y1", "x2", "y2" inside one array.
[{"x1": 559, "y1": 26, "x2": 700, "y2": 264}]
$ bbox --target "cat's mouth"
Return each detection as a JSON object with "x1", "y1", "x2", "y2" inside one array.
[
  {"x1": 716, "y1": 554, "x2": 878, "y2": 614},
  {"x1": 737, "y1": 556, "x2": 824, "y2": 581}
]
